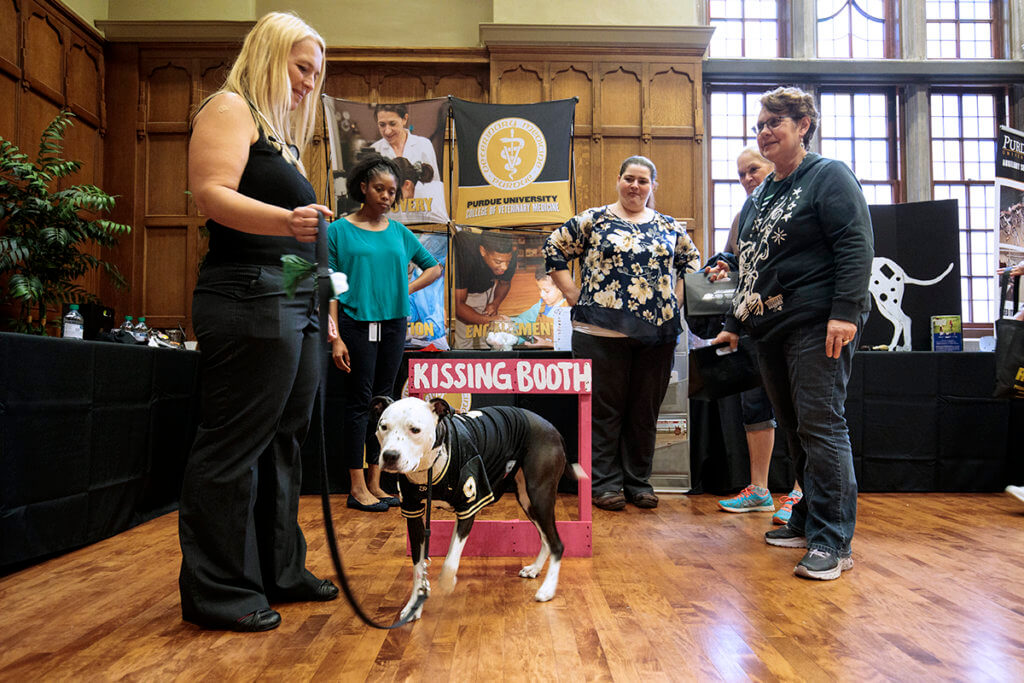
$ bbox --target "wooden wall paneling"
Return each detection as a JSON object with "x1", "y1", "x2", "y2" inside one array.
[
  {"x1": 435, "y1": 71, "x2": 487, "y2": 103},
  {"x1": 17, "y1": 91, "x2": 59, "y2": 168},
  {"x1": 323, "y1": 67, "x2": 372, "y2": 102},
  {"x1": 550, "y1": 62, "x2": 593, "y2": 215},
  {"x1": 648, "y1": 63, "x2": 700, "y2": 244},
  {"x1": 599, "y1": 63, "x2": 642, "y2": 136},
  {"x1": 199, "y1": 60, "x2": 229, "y2": 102},
  {"x1": 135, "y1": 54, "x2": 197, "y2": 331},
  {"x1": 66, "y1": 38, "x2": 101, "y2": 127},
  {"x1": 100, "y1": 42, "x2": 139, "y2": 324},
  {"x1": 551, "y1": 63, "x2": 592, "y2": 131},
  {"x1": 63, "y1": 114, "x2": 102, "y2": 293},
  {"x1": 377, "y1": 69, "x2": 430, "y2": 102},
  {"x1": 571, "y1": 128, "x2": 592, "y2": 216},
  {"x1": 0, "y1": 0, "x2": 19, "y2": 79},
  {"x1": 142, "y1": 220, "x2": 190, "y2": 329},
  {"x1": 492, "y1": 62, "x2": 544, "y2": 104},
  {"x1": 0, "y1": 72, "x2": 15, "y2": 140},
  {"x1": 22, "y1": 1, "x2": 62, "y2": 107}
]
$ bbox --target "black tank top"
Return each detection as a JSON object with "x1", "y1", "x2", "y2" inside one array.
[{"x1": 204, "y1": 128, "x2": 317, "y2": 266}]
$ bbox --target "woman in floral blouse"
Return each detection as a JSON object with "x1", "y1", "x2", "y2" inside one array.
[{"x1": 545, "y1": 156, "x2": 701, "y2": 510}]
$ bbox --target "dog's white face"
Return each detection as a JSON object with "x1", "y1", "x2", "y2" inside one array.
[{"x1": 376, "y1": 397, "x2": 440, "y2": 474}]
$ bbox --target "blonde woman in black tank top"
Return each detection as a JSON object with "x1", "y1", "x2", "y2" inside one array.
[{"x1": 177, "y1": 12, "x2": 338, "y2": 633}]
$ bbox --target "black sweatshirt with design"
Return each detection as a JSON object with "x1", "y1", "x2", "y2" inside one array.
[{"x1": 722, "y1": 153, "x2": 874, "y2": 343}]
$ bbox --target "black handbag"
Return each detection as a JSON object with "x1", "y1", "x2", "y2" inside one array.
[
  {"x1": 688, "y1": 338, "x2": 762, "y2": 400},
  {"x1": 683, "y1": 271, "x2": 736, "y2": 317},
  {"x1": 994, "y1": 271, "x2": 1024, "y2": 399}
]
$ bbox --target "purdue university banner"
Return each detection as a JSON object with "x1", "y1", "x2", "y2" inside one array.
[
  {"x1": 997, "y1": 125, "x2": 1024, "y2": 317},
  {"x1": 451, "y1": 97, "x2": 575, "y2": 227}
]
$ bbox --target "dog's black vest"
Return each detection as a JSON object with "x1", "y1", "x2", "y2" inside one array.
[{"x1": 399, "y1": 406, "x2": 533, "y2": 520}]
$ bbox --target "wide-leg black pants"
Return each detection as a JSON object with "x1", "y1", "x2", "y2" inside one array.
[
  {"x1": 178, "y1": 262, "x2": 322, "y2": 626},
  {"x1": 572, "y1": 331, "x2": 675, "y2": 499}
]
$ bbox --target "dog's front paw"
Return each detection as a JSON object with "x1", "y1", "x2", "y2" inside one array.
[
  {"x1": 400, "y1": 601, "x2": 424, "y2": 622},
  {"x1": 519, "y1": 564, "x2": 541, "y2": 579},
  {"x1": 534, "y1": 585, "x2": 557, "y2": 602}
]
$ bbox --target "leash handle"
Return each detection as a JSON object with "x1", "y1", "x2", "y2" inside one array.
[{"x1": 314, "y1": 210, "x2": 428, "y2": 629}]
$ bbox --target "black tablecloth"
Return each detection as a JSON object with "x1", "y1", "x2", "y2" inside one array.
[
  {"x1": 0, "y1": 332, "x2": 199, "y2": 571},
  {"x1": 690, "y1": 351, "x2": 1021, "y2": 494}
]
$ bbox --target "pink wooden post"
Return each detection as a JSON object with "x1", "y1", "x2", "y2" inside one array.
[{"x1": 407, "y1": 358, "x2": 592, "y2": 557}]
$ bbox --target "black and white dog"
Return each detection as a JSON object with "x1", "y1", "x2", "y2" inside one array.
[{"x1": 369, "y1": 396, "x2": 584, "y2": 621}]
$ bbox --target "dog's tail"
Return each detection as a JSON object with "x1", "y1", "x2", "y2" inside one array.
[{"x1": 565, "y1": 462, "x2": 589, "y2": 481}]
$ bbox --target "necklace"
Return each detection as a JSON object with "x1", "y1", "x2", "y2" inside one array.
[{"x1": 609, "y1": 203, "x2": 649, "y2": 223}]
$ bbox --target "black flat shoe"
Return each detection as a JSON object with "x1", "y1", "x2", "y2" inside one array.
[
  {"x1": 377, "y1": 496, "x2": 401, "y2": 507},
  {"x1": 234, "y1": 608, "x2": 281, "y2": 632},
  {"x1": 347, "y1": 495, "x2": 389, "y2": 512},
  {"x1": 313, "y1": 579, "x2": 339, "y2": 601}
]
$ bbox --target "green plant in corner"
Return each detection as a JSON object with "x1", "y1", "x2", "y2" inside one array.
[{"x1": 0, "y1": 110, "x2": 131, "y2": 334}]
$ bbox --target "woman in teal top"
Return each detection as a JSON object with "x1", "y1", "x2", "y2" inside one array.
[{"x1": 328, "y1": 153, "x2": 441, "y2": 511}]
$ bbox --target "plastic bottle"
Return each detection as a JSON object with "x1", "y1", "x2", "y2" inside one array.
[
  {"x1": 63, "y1": 304, "x2": 85, "y2": 340},
  {"x1": 133, "y1": 316, "x2": 150, "y2": 343},
  {"x1": 119, "y1": 315, "x2": 134, "y2": 334}
]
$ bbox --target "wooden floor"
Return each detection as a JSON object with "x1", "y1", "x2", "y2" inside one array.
[{"x1": 2, "y1": 492, "x2": 1024, "y2": 681}]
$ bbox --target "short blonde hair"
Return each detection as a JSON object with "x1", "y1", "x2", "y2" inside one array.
[
  {"x1": 215, "y1": 12, "x2": 326, "y2": 158},
  {"x1": 761, "y1": 86, "x2": 818, "y2": 147},
  {"x1": 737, "y1": 146, "x2": 771, "y2": 167}
]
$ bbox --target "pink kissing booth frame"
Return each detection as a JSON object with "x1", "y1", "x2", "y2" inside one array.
[{"x1": 407, "y1": 358, "x2": 592, "y2": 557}]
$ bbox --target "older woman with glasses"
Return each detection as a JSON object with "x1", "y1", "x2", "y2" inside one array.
[{"x1": 714, "y1": 86, "x2": 874, "y2": 581}]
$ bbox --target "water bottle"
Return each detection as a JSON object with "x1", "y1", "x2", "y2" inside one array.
[
  {"x1": 133, "y1": 316, "x2": 150, "y2": 343},
  {"x1": 63, "y1": 304, "x2": 85, "y2": 340},
  {"x1": 119, "y1": 315, "x2": 134, "y2": 334}
]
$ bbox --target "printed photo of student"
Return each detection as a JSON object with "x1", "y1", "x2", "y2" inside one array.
[
  {"x1": 509, "y1": 269, "x2": 570, "y2": 347},
  {"x1": 452, "y1": 229, "x2": 518, "y2": 349}
]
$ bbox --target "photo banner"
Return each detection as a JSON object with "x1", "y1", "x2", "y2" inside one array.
[
  {"x1": 322, "y1": 96, "x2": 449, "y2": 225},
  {"x1": 450, "y1": 97, "x2": 575, "y2": 227},
  {"x1": 451, "y1": 228, "x2": 569, "y2": 350},
  {"x1": 997, "y1": 125, "x2": 1024, "y2": 318},
  {"x1": 407, "y1": 231, "x2": 449, "y2": 350}
]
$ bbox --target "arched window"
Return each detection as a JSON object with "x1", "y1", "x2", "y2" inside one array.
[{"x1": 817, "y1": 0, "x2": 892, "y2": 58}]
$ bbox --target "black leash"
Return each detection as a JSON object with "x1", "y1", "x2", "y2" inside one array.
[{"x1": 313, "y1": 211, "x2": 431, "y2": 629}]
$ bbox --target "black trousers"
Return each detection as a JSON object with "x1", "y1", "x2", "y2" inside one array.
[
  {"x1": 572, "y1": 331, "x2": 675, "y2": 498},
  {"x1": 178, "y1": 263, "x2": 321, "y2": 625},
  {"x1": 336, "y1": 312, "x2": 407, "y2": 469}
]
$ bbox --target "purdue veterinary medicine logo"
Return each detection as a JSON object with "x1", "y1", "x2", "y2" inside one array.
[{"x1": 478, "y1": 117, "x2": 547, "y2": 191}]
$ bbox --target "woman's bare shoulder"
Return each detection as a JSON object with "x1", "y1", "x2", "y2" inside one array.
[{"x1": 195, "y1": 92, "x2": 254, "y2": 127}]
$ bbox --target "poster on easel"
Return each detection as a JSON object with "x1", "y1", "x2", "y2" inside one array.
[
  {"x1": 996, "y1": 125, "x2": 1024, "y2": 319},
  {"x1": 322, "y1": 96, "x2": 449, "y2": 225},
  {"x1": 450, "y1": 227, "x2": 569, "y2": 350},
  {"x1": 450, "y1": 97, "x2": 576, "y2": 228}
]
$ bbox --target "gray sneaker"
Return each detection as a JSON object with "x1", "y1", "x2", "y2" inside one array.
[
  {"x1": 764, "y1": 525, "x2": 807, "y2": 548},
  {"x1": 793, "y1": 549, "x2": 854, "y2": 581}
]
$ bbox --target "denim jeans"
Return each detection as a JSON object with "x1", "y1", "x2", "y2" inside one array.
[
  {"x1": 739, "y1": 385, "x2": 777, "y2": 432},
  {"x1": 754, "y1": 316, "x2": 864, "y2": 556}
]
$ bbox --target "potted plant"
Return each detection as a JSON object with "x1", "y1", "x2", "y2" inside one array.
[{"x1": 0, "y1": 111, "x2": 131, "y2": 335}]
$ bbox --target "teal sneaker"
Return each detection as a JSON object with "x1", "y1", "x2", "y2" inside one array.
[
  {"x1": 718, "y1": 485, "x2": 774, "y2": 513},
  {"x1": 772, "y1": 490, "x2": 803, "y2": 525}
]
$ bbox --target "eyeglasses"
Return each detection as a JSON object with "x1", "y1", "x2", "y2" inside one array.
[{"x1": 752, "y1": 116, "x2": 791, "y2": 135}]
